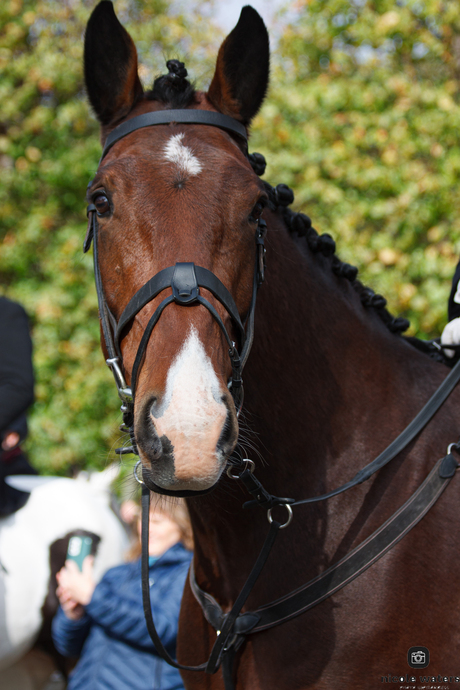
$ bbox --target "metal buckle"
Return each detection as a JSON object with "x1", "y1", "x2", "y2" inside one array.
[
  {"x1": 267, "y1": 504, "x2": 293, "y2": 530},
  {"x1": 447, "y1": 442, "x2": 460, "y2": 456}
]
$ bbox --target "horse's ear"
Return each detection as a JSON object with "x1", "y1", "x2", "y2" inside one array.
[
  {"x1": 84, "y1": 1, "x2": 143, "y2": 126},
  {"x1": 207, "y1": 6, "x2": 269, "y2": 126}
]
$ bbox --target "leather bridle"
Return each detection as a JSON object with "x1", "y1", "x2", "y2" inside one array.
[
  {"x1": 85, "y1": 107, "x2": 460, "y2": 690},
  {"x1": 85, "y1": 109, "x2": 266, "y2": 496}
]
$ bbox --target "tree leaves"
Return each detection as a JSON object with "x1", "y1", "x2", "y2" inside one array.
[
  {"x1": 2, "y1": 0, "x2": 460, "y2": 475},
  {"x1": 251, "y1": 0, "x2": 460, "y2": 339},
  {"x1": 0, "y1": 0, "x2": 219, "y2": 475}
]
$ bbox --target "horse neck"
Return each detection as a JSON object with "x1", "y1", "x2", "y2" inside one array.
[
  {"x1": 245, "y1": 214, "x2": 417, "y2": 479},
  {"x1": 188, "y1": 212, "x2": 437, "y2": 599}
]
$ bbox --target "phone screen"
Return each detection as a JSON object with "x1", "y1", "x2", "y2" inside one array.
[{"x1": 66, "y1": 535, "x2": 93, "y2": 571}]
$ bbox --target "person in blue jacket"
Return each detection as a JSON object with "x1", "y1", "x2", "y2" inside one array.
[{"x1": 52, "y1": 498, "x2": 193, "y2": 690}]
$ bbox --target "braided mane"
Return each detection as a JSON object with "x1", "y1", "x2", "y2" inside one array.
[
  {"x1": 251, "y1": 155, "x2": 410, "y2": 337},
  {"x1": 146, "y1": 59, "x2": 197, "y2": 109}
]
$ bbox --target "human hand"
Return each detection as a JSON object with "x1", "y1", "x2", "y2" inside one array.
[
  {"x1": 56, "y1": 585, "x2": 85, "y2": 621},
  {"x1": 56, "y1": 556, "x2": 96, "y2": 607},
  {"x1": 1, "y1": 431, "x2": 20, "y2": 451}
]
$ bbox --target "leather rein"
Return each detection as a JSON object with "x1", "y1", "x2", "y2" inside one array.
[{"x1": 85, "y1": 108, "x2": 460, "y2": 689}]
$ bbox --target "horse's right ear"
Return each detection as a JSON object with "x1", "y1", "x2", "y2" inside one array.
[{"x1": 84, "y1": 1, "x2": 143, "y2": 126}]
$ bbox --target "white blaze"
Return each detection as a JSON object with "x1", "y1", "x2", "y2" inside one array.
[
  {"x1": 152, "y1": 328, "x2": 227, "y2": 483},
  {"x1": 164, "y1": 133, "x2": 202, "y2": 177}
]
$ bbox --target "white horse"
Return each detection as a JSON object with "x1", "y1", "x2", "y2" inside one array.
[{"x1": 0, "y1": 466, "x2": 128, "y2": 688}]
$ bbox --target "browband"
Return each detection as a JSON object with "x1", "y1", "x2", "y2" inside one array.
[{"x1": 101, "y1": 109, "x2": 248, "y2": 161}]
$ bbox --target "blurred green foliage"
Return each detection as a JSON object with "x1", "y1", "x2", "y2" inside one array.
[
  {"x1": 0, "y1": 0, "x2": 219, "y2": 474},
  {"x1": 1, "y1": 0, "x2": 459, "y2": 474},
  {"x1": 252, "y1": 0, "x2": 460, "y2": 337}
]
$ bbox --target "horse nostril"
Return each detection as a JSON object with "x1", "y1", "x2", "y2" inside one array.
[
  {"x1": 217, "y1": 409, "x2": 238, "y2": 455},
  {"x1": 150, "y1": 396, "x2": 166, "y2": 420},
  {"x1": 159, "y1": 435, "x2": 175, "y2": 461}
]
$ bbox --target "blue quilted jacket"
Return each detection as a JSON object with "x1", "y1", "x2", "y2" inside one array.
[{"x1": 52, "y1": 543, "x2": 192, "y2": 690}]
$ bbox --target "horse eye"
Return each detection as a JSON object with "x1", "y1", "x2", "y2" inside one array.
[
  {"x1": 250, "y1": 202, "x2": 265, "y2": 223},
  {"x1": 94, "y1": 193, "x2": 111, "y2": 216}
]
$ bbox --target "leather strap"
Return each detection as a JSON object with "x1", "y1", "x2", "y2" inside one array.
[
  {"x1": 140, "y1": 483, "x2": 281, "y2": 673},
  {"x1": 190, "y1": 452, "x2": 459, "y2": 636},
  {"x1": 101, "y1": 110, "x2": 248, "y2": 161},
  {"x1": 141, "y1": 485, "x2": 206, "y2": 671},
  {"x1": 293, "y1": 357, "x2": 460, "y2": 505},
  {"x1": 204, "y1": 519, "x2": 280, "y2": 675},
  {"x1": 92, "y1": 208, "x2": 118, "y2": 361},
  {"x1": 116, "y1": 264, "x2": 245, "y2": 353}
]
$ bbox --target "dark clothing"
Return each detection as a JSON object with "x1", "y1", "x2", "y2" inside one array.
[
  {"x1": 0, "y1": 450, "x2": 37, "y2": 516},
  {"x1": 52, "y1": 543, "x2": 192, "y2": 690},
  {"x1": 448, "y1": 260, "x2": 460, "y2": 322},
  {"x1": 0, "y1": 297, "x2": 34, "y2": 434},
  {"x1": 0, "y1": 297, "x2": 35, "y2": 515}
]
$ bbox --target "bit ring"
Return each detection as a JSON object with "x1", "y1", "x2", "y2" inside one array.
[
  {"x1": 267, "y1": 504, "x2": 293, "y2": 530},
  {"x1": 134, "y1": 460, "x2": 145, "y2": 485}
]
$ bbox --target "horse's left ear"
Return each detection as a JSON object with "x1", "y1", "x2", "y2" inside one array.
[{"x1": 207, "y1": 6, "x2": 269, "y2": 126}]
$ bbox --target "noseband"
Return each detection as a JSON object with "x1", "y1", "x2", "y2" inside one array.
[{"x1": 84, "y1": 109, "x2": 266, "y2": 495}]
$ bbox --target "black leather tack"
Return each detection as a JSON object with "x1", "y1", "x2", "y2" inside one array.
[
  {"x1": 439, "y1": 453, "x2": 459, "y2": 478},
  {"x1": 101, "y1": 110, "x2": 248, "y2": 161},
  {"x1": 171, "y1": 263, "x2": 199, "y2": 304}
]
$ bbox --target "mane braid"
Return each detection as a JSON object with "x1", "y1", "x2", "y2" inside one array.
[
  {"x1": 254, "y1": 168, "x2": 410, "y2": 337},
  {"x1": 281, "y1": 204, "x2": 410, "y2": 335},
  {"x1": 146, "y1": 60, "x2": 197, "y2": 109}
]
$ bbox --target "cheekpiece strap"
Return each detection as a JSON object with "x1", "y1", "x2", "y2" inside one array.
[{"x1": 84, "y1": 204, "x2": 96, "y2": 253}]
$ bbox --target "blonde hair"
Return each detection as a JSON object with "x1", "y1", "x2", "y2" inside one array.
[{"x1": 126, "y1": 498, "x2": 193, "y2": 561}]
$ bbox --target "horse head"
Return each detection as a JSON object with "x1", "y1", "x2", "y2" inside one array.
[{"x1": 84, "y1": 2, "x2": 270, "y2": 493}]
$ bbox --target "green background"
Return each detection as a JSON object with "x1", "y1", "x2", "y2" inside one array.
[{"x1": 1, "y1": 0, "x2": 458, "y2": 475}]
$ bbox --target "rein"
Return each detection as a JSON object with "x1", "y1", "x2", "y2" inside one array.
[{"x1": 85, "y1": 107, "x2": 460, "y2": 689}]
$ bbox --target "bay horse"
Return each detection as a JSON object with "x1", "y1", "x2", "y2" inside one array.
[{"x1": 83, "y1": 2, "x2": 460, "y2": 688}]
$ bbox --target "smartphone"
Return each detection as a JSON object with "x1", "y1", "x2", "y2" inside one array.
[{"x1": 66, "y1": 535, "x2": 93, "y2": 571}]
